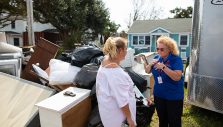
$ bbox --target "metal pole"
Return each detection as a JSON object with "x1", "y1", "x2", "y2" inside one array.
[{"x1": 26, "y1": 0, "x2": 35, "y2": 46}]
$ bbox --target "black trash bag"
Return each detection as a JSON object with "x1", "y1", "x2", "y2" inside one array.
[
  {"x1": 74, "y1": 63, "x2": 99, "y2": 89},
  {"x1": 136, "y1": 96, "x2": 155, "y2": 127},
  {"x1": 90, "y1": 56, "x2": 104, "y2": 66},
  {"x1": 90, "y1": 84, "x2": 98, "y2": 109},
  {"x1": 71, "y1": 46, "x2": 103, "y2": 67},
  {"x1": 87, "y1": 105, "x2": 104, "y2": 127},
  {"x1": 124, "y1": 68, "x2": 147, "y2": 93},
  {"x1": 56, "y1": 52, "x2": 72, "y2": 63},
  {"x1": 121, "y1": 96, "x2": 155, "y2": 127}
]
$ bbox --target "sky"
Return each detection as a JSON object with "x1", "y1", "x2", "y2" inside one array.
[{"x1": 102, "y1": 0, "x2": 194, "y2": 32}]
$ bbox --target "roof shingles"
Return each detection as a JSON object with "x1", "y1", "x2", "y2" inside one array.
[{"x1": 128, "y1": 18, "x2": 192, "y2": 34}]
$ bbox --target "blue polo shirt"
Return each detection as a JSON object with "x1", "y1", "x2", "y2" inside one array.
[{"x1": 152, "y1": 53, "x2": 184, "y2": 100}]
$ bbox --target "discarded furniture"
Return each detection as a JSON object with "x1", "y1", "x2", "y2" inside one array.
[
  {"x1": 0, "y1": 72, "x2": 55, "y2": 127},
  {"x1": 21, "y1": 37, "x2": 59, "y2": 83},
  {"x1": 36, "y1": 87, "x2": 91, "y2": 127},
  {"x1": 0, "y1": 53, "x2": 22, "y2": 77}
]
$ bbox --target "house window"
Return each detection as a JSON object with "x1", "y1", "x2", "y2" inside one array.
[
  {"x1": 133, "y1": 36, "x2": 138, "y2": 45},
  {"x1": 14, "y1": 38, "x2": 19, "y2": 46},
  {"x1": 180, "y1": 35, "x2": 188, "y2": 46},
  {"x1": 132, "y1": 35, "x2": 150, "y2": 45},
  {"x1": 11, "y1": 21, "x2": 15, "y2": 29},
  {"x1": 145, "y1": 36, "x2": 150, "y2": 45},
  {"x1": 139, "y1": 36, "x2": 144, "y2": 45}
]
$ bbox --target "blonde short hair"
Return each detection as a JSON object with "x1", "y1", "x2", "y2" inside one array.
[
  {"x1": 157, "y1": 36, "x2": 179, "y2": 55},
  {"x1": 103, "y1": 37, "x2": 127, "y2": 59}
]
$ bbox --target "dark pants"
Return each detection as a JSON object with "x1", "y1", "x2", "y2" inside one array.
[{"x1": 154, "y1": 96, "x2": 183, "y2": 127}]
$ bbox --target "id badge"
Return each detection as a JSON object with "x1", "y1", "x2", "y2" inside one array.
[{"x1": 158, "y1": 76, "x2": 163, "y2": 84}]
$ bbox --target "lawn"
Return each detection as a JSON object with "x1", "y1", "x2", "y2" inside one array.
[{"x1": 149, "y1": 88, "x2": 223, "y2": 127}]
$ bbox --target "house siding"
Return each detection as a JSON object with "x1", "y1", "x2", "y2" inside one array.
[
  {"x1": 128, "y1": 32, "x2": 192, "y2": 59},
  {"x1": 127, "y1": 18, "x2": 192, "y2": 60},
  {"x1": 128, "y1": 32, "x2": 192, "y2": 60},
  {"x1": 170, "y1": 34, "x2": 179, "y2": 44},
  {"x1": 0, "y1": 19, "x2": 56, "y2": 46}
]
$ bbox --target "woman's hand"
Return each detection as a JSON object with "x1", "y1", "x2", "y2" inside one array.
[
  {"x1": 151, "y1": 59, "x2": 159, "y2": 65},
  {"x1": 147, "y1": 98, "x2": 153, "y2": 106},
  {"x1": 154, "y1": 62, "x2": 183, "y2": 81},
  {"x1": 121, "y1": 104, "x2": 135, "y2": 127},
  {"x1": 127, "y1": 118, "x2": 135, "y2": 127},
  {"x1": 154, "y1": 62, "x2": 166, "y2": 70},
  {"x1": 144, "y1": 63, "x2": 152, "y2": 73}
]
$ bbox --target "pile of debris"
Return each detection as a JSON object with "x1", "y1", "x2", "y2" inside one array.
[{"x1": 0, "y1": 37, "x2": 155, "y2": 127}]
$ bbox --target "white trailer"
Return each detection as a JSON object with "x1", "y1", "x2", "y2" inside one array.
[{"x1": 187, "y1": 0, "x2": 223, "y2": 114}]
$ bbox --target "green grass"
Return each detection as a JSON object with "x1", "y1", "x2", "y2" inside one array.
[{"x1": 149, "y1": 88, "x2": 223, "y2": 127}]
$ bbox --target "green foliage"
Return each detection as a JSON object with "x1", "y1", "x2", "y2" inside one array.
[
  {"x1": 170, "y1": 6, "x2": 193, "y2": 18},
  {"x1": 0, "y1": 0, "x2": 26, "y2": 28},
  {"x1": 86, "y1": 0, "x2": 109, "y2": 38},
  {"x1": 103, "y1": 21, "x2": 120, "y2": 44},
  {"x1": 62, "y1": 31, "x2": 83, "y2": 49},
  {"x1": 33, "y1": 0, "x2": 88, "y2": 31},
  {"x1": 33, "y1": 0, "x2": 89, "y2": 47},
  {"x1": 0, "y1": 0, "x2": 119, "y2": 48},
  {"x1": 32, "y1": 0, "x2": 119, "y2": 47}
]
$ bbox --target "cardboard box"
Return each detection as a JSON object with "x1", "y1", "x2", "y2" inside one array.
[{"x1": 36, "y1": 87, "x2": 91, "y2": 127}]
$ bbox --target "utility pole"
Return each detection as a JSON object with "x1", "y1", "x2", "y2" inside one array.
[{"x1": 26, "y1": 0, "x2": 35, "y2": 46}]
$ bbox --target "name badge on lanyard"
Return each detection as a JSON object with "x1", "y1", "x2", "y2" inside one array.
[{"x1": 158, "y1": 76, "x2": 163, "y2": 84}]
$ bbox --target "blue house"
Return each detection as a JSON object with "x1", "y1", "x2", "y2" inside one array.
[{"x1": 127, "y1": 18, "x2": 192, "y2": 60}]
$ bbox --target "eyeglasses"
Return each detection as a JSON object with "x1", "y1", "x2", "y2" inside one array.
[{"x1": 156, "y1": 48, "x2": 165, "y2": 51}]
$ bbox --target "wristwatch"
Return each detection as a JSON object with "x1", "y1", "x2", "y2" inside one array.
[{"x1": 162, "y1": 66, "x2": 166, "y2": 70}]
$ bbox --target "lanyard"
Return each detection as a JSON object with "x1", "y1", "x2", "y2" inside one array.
[{"x1": 157, "y1": 56, "x2": 169, "y2": 75}]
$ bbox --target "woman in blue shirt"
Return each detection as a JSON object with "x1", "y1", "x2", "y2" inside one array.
[{"x1": 144, "y1": 36, "x2": 184, "y2": 127}]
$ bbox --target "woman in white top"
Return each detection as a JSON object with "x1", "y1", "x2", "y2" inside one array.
[{"x1": 96, "y1": 37, "x2": 136, "y2": 127}]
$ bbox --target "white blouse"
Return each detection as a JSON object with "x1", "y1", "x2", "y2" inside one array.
[{"x1": 96, "y1": 66, "x2": 136, "y2": 127}]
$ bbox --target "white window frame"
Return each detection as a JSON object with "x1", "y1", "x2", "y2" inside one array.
[
  {"x1": 138, "y1": 36, "x2": 144, "y2": 45},
  {"x1": 179, "y1": 34, "x2": 189, "y2": 47},
  {"x1": 132, "y1": 35, "x2": 151, "y2": 46},
  {"x1": 181, "y1": 51, "x2": 187, "y2": 59}
]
